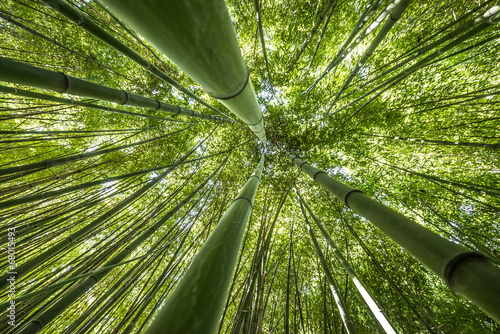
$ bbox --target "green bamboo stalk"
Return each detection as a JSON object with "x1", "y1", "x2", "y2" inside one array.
[
  {"x1": 297, "y1": 198, "x2": 357, "y2": 334},
  {"x1": 0, "y1": 85, "x2": 192, "y2": 123},
  {"x1": 41, "y1": 0, "x2": 229, "y2": 119},
  {"x1": 286, "y1": 152, "x2": 500, "y2": 322},
  {"x1": 297, "y1": 191, "x2": 397, "y2": 334},
  {"x1": 144, "y1": 154, "x2": 265, "y2": 334},
  {"x1": 99, "y1": 0, "x2": 267, "y2": 142},
  {"x1": 0, "y1": 57, "x2": 225, "y2": 122}
]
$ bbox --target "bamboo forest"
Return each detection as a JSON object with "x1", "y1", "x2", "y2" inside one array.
[{"x1": 1, "y1": 0, "x2": 500, "y2": 333}]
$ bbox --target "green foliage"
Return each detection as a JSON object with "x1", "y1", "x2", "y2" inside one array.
[{"x1": 0, "y1": 0, "x2": 499, "y2": 333}]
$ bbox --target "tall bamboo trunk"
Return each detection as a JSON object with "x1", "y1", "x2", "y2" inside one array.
[
  {"x1": 100, "y1": 0, "x2": 267, "y2": 142},
  {"x1": 144, "y1": 154, "x2": 265, "y2": 333}
]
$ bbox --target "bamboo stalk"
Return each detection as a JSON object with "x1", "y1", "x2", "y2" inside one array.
[
  {"x1": 0, "y1": 57, "x2": 225, "y2": 122},
  {"x1": 99, "y1": 0, "x2": 267, "y2": 142},
  {"x1": 15, "y1": 154, "x2": 228, "y2": 334},
  {"x1": 144, "y1": 154, "x2": 265, "y2": 334},
  {"x1": 297, "y1": 191, "x2": 397, "y2": 334},
  {"x1": 286, "y1": 152, "x2": 500, "y2": 322},
  {"x1": 41, "y1": 0, "x2": 228, "y2": 119}
]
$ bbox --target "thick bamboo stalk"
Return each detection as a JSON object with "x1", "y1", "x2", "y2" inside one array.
[
  {"x1": 144, "y1": 154, "x2": 265, "y2": 334},
  {"x1": 0, "y1": 57, "x2": 225, "y2": 122},
  {"x1": 286, "y1": 152, "x2": 500, "y2": 322},
  {"x1": 41, "y1": 0, "x2": 228, "y2": 119},
  {"x1": 99, "y1": 0, "x2": 267, "y2": 142},
  {"x1": 297, "y1": 192, "x2": 397, "y2": 334}
]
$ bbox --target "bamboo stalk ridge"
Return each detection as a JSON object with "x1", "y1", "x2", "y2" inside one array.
[
  {"x1": 286, "y1": 152, "x2": 500, "y2": 322},
  {"x1": 144, "y1": 154, "x2": 265, "y2": 334},
  {"x1": 99, "y1": 0, "x2": 267, "y2": 143}
]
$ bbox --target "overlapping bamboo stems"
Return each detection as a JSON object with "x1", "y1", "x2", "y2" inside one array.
[
  {"x1": 100, "y1": 0, "x2": 267, "y2": 142},
  {"x1": 304, "y1": 3, "x2": 336, "y2": 75},
  {"x1": 416, "y1": 197, "x2": 500, "y2": 266},
  {"x1": 113, "y1": 155, "x2": 227, "y2": 332},
  {"x1": 284, "y1": 0, "x2": 338, "y2": 77},
  {"x1": 331, "y1": 6, "x2": 500, "y2": 120},
  {"x1": 356, "y1": 0, "x2": 497, "y2": 86},
  {"x1": 72, "y1": 163, "x2": 222, "y2": 333},
  {"x1": 0, "y1": 148, "x2": 235, "y2": 210},
  {"x1": 332, "y1": 204, "x2": 437, "y2": 332},
  {"x1": 65, "y1": 222, "x2": 192, "y2": 334},
  {"x1": 0, "y1": 57, "x2": 225, "y2": 122},
  {"x1": 0, "y1": 125, "x2": 194, "y2": 177},
  {"x1": 1, "y1": 179, "x2": 141, "y2": 249},
  {"x1": 284, "y1": 219, "x2": 293, "y2": 334},
  {"x1": 358, "y1": 152, "x2": 500, "y2": 198},
  {"x1": 341, "y1": 5, "x2": 500, "y2": 101},
  {"x1": 41, "y1": 0, "x2": 229, "y2": 119},
  {"x1": 297, "y1": 198, "x2": 358, "y2": 334},
  {"x1": 304, "y1": 0, "x2": 383, "y2": 94},
  {"x1": 144, "y1": 154, "x2": 264, "y2": 333},
  {"x1": 251, "y1": 191, "x2": 290, "y2": 333},
  {"x1": 297, "y1": 191, "x2": 397, "y2": 333},
  {"x1": 233, "y1": 186, "x2": 271, "y2": 333},
  {"x1": 327, "y1": 0, "x2": 413, "y2": 114},
  {"x1": 120, "y1": 188, "x2": 227, "y2": 334},
  {"x1": 0, "y1": 136, "x2": 209, "y2": 292},
  {"x1": 0, "y1": 11, "x2": 142, "y2": 87},
  {"x1": 15, "y1": 150, "x2": 227, "y2": 333},
  {"x1": 0, "y1": 247, "x2": 160, "y2": 309},
  {"x1": 0, "y1": 85, "x2": 192, "y2": 123},
  {"x1": 0, "y1": 177, "x2": 136, "y2": 244},
  {"x1": 286, "y1": 151, "x2": 500, "y2": 322}
]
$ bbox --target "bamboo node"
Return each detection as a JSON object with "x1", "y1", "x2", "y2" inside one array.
[
  {"x1": 210, "y1": 66, "x2": 249, "y2": 100},
  {"x1": 443, "y1": 252, "x2": 486, "y2": 290}
]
